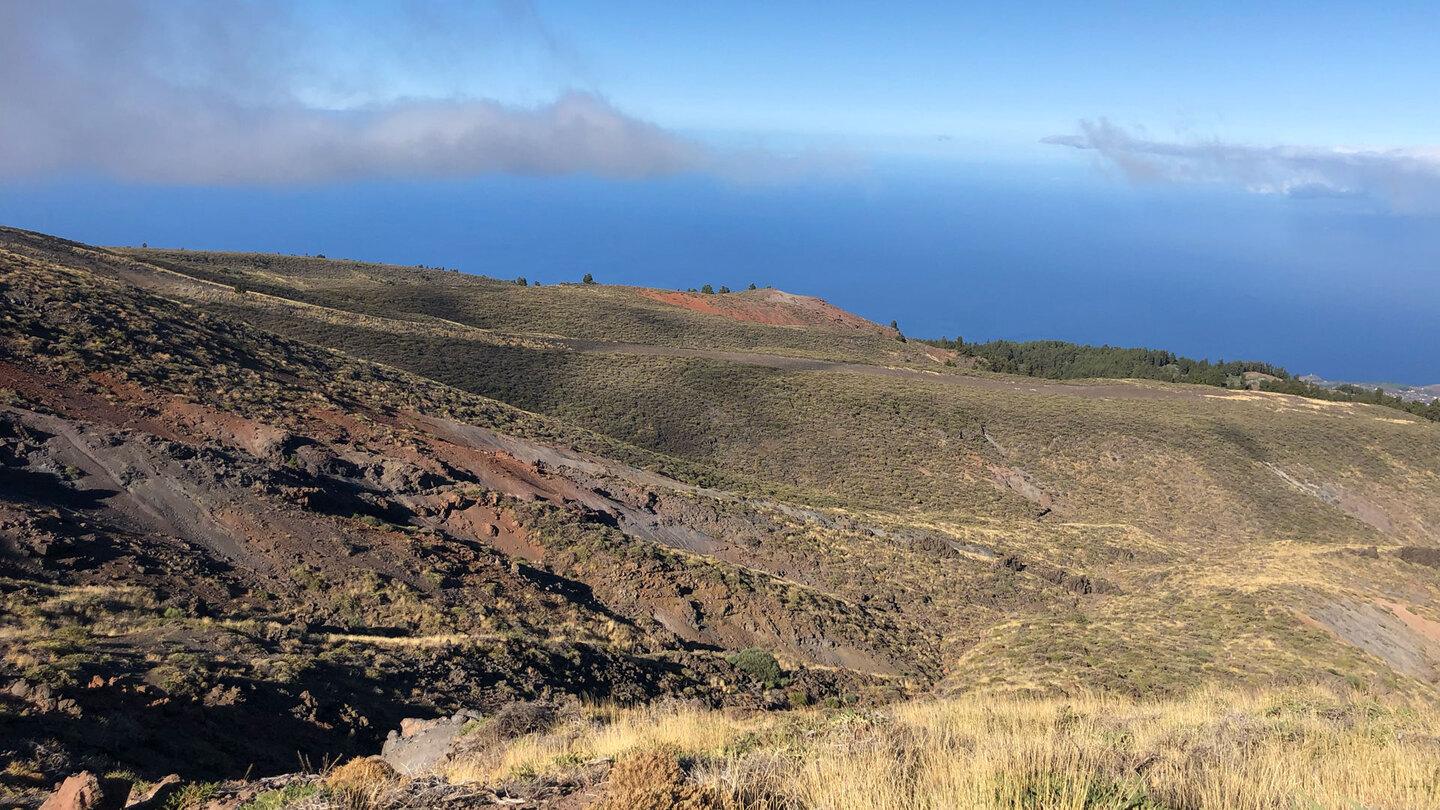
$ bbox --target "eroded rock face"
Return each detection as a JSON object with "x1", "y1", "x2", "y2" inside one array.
[
  {"x1": 38, "y1": 772, "x2": 129, "y2": 810},
  {"x1": 379, "y1": 710, "x2": 481, "y2": 775},
  {"x1": 1398, "y1": 546, "x2": 1440, "y2": 568}
]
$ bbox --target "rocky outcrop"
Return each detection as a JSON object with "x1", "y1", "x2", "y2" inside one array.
[
  {"x1": 38, "y1": 772, "x2": 129, "y2": 810},
  {"x1": 124, "y1": 775, "x2": 182, "y2": 810},
  {"x1": 991, "y1": 465, "x2": 1065, "y2": 517},
  {"x1": 1397, "y1": 546, "x2": 1440, "y2": 568},
  {"x1": 1001, "y1": 555, "x2": 1118, "y2": 596},
  {"x1": 380, "y1": 710, "x2": 482, "y2": 775}
]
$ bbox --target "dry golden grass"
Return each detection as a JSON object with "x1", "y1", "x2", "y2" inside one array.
[
  {"x1": 318, "y1": 633, "x2": 478, "y2": 648},
  {"x1": 594, "y1": 750, "x2": 722, "y2": 810},
  {"x1": 794, "y1": 688, "x2": 1439, "y2": 810},
  {"x1": 446, "y1": 687, "x2": 1440, "y2": 810},
  {"x1": 446, "y1": 701, "x2": 754, "y2": 785},
  {"x1": 323, "y1": 757, "x2": 398, "y2": 791}
]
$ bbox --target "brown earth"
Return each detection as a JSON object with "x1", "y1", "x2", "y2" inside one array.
[
  {"x1": 1305, "y1": 600, "x2": 1440, "y2": 684},
  {"x1": 636, "y1": 288, "x2": 885, "y2": 332},
  {"x1": 0, "y1": 339, "x2": 936, "y2": 789},
  {"x1": 0, "y1": 352, "x2": 917, "y2": 666}
]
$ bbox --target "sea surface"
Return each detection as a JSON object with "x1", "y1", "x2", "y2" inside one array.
[{"x1": 3, "y1": 158, "x2": 1436, "y2": 383}]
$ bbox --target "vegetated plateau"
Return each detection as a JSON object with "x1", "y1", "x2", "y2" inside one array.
[{"x1": 4, "y1": 226, "x2": 1439, "y2": 809}]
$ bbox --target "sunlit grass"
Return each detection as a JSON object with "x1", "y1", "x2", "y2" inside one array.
[{"x1": 446, "y1": 686, "x2": 1440, "y2": 810}]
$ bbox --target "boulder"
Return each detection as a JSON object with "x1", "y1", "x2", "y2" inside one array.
[
  {"x1": 39, "y1": 772, "x2": 130, "y2": 810},
  {"x1": 125, "y1": 774, "x2": 181, "y2": 810},
  {"x1": 380, "y1": 710, "x2": 481, "y2": 775}
]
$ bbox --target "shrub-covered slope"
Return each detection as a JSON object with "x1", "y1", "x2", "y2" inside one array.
[{"x1": 4, "y1": 227, "x2": 1440, "y2": 801}]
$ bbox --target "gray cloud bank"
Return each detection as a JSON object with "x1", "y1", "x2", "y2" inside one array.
[
  {"x1": 0, "y1": 1, "x2": 707, "y2": 184},
  {"x1": 1044, "y1": 120, "x2": 1440, "y2": 214}
]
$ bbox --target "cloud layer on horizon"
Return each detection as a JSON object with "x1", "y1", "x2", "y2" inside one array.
[
  {"x1": 1044, "y1": 120, "x2": 1440, "y2": 214},
  {"x1": 0, "y1": 1, "x2": 710, "y2": 184}
]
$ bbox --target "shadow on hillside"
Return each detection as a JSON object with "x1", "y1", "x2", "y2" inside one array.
[
  {"x1": 0, "y1": 466, "x2": 118, "y2": 510},
  {"x1": 7, "y1": 658, "x2": 394, "y2": 782}
]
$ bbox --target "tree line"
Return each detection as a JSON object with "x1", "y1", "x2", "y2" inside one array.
[
  {"x1": 918, "y1": 336, "x2": 1439, "y2": 423},
  {"x1": 920, "y1": 337, "x2": 1289, "y2": 385},
  {"x1": 1255, "y1": 378, "x2": 1440, "y2": 422}
]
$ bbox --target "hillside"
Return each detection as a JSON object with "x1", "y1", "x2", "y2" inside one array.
[
  {"x1": 1301, "y1": 374, "x2": 1440, "y2": 404},
  {"x1": 920, "y1": 338, "x2": 1440, "y2": 423},
  {"x1": 109, "y1": 246, "x2": 941, "y2": 367},
  {"x1": 5, "y1": 227, "x2": 1440, "y2": 807}
]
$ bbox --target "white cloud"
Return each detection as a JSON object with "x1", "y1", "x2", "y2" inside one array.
[
  {"x1": 1044, "y1": 120, "x2": 1440, "y2": 214},
  {"x1": 0, "y1": 1, "x2": 711, "y2": 184}
]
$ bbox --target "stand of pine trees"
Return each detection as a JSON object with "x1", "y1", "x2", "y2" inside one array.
[{"x1": 919, "y1": 337, "x2": 1440, "y2": 423}]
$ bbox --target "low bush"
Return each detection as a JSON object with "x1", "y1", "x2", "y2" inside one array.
[{"x1": 726, "y1": 648, "x2": 782, "y2": 688}]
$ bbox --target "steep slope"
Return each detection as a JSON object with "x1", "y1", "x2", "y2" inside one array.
[
  {"x1": 0, "y1": 231, "x2": 920, "y2": 789},
  {"x1": 125, "y1": 233, "x2": 1440, "y2": 694},
  {"x1": 4, "y1": 227, "x2": 1440, "y2": 797}
]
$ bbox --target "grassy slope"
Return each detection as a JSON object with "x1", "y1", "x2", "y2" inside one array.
[
  {"x1": 110, "y1": 241, "x2": 1440, "y2": 701},
  {"x1": 440, "y1": 685, "x2": 1440, "y2": 810},
  {"x1": 6, "y1": 229, "x2": 1440, "y2": 805},
  {"x1": 113, "y1": 247, "x2": 940, "y2": 366}
]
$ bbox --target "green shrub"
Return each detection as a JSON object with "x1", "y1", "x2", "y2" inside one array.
[
  {"x1": 161, "y1": 781, "x2": 219, "y2": 810},
  {"x1": 240, "y1": 782, "x2": 324, "y2": 810},
  {"x1": 727, "y1": 647, "x2": 782, "y2": 687}
]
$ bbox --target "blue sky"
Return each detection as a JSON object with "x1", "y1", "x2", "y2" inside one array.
[
  {"x1": 279, "y1": 2, "x2": 1440, "y2": 146},
  {"x1": 290, "y1": 1, "x2": 1440, "y2": 151},
  {"x1": 3, "y1": 1, "x2": 1439, "y2": 381},
  {"x1": 529, "y1": 2, "x2": 1440, "y2": 149}
]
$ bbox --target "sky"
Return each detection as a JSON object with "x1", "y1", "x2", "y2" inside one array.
[{"x1": 3, "y1": 1, "x2": 1439, "y2": 382}]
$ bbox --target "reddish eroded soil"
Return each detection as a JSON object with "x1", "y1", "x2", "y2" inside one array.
[
  {"x1": 3, "y1": 359, "x2": 610, "y2": 573},
  {"x1": 1378, "y1": 600, "x2": 1440, "y2": 646},
  {"x1": 1, "y1": 346, "x2": 742, "y2": 572},
  {"x1": 2, "y1": 347, "x2": 918, "y2": 667},
  {"x1": 1305, "y1": 599, "x2": 1440, "y2": 683},
  {"x1": 0, "y1": 354, "x2": 744, "y2": 781},
  {"x1": 0, "y1": 361, "x2": 190, "y2": 443},
  {"x1": 637, "y1": 288, "x2": 885, "y2": 332}
]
